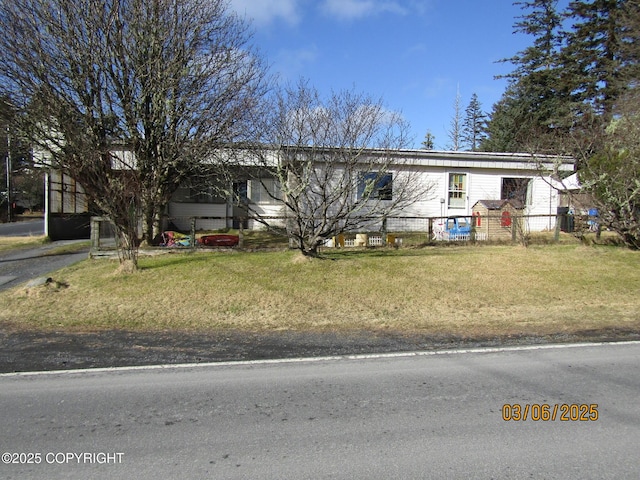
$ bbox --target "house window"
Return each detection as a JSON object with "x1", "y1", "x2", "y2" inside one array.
[
  {"x1": 233, "y1": 181, "x2": 248, "y2": 205},
  {"x1": 250, "y1": 178, "x2": 281, "y2": 203},
  {"x1": 358, "y1": 172, "x2": 393, "y2": 200},
  {"x1": 448, "y1": 173, "x2": 466, "y2": 209},
  {"x1": 501, "y1": 178, "x2": 531, "y2": 205}
]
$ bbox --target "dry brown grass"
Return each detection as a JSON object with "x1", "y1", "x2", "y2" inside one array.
[
  {"x1": 1, "y1": 244, "x2": 639, "y2": 338},
  {"x1": 0, "y1": 235, "x2": 48, "y2": 252}
]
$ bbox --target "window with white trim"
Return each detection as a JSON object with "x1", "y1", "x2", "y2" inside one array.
[
  {"x1": 448, "y1": 173, "x2": 466, "y2": 209},
  {"x1": 358, "y1": 172, "x2": 393, "y2": 201}
]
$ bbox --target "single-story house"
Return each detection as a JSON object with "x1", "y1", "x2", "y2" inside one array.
[
  {"x1": 42, "y1": 146, "x2": 575, "y2": 239},
  {"x1": 168, "y1": 148, "x2": 574, "y2": 233}
]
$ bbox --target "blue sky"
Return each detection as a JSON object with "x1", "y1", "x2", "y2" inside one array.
[{"x1": 228, "y1": 0, "x2": 538, "y2": 150}]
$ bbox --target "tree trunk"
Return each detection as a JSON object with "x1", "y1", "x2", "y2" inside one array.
[
  {"x1": 141, "y1": 201, "x2": 163, "y2": 245},
  {"x1": 116, "y1": 227, "x2": 139, "y2": 270}
]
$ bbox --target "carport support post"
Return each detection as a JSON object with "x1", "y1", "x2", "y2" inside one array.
[
  {"x1": 5, "y1": 128, "x2": 11, "y2": 223},
  {"x1": 90, "y1": 216, "x2": 100, "y2": 254}
]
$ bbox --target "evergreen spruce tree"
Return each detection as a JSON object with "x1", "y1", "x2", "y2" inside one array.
[
  {"x1": 562, "y1": 0, "x2": 631, "y2": 121},
  {"x1": 480, "y1": 83, "x2": 537, "y2": 152},
  {"x1": 508, "y1": 0, "x2": 564, "y2": 77},
  {"x1": 484, "y1": 0, "x2": 640, "y2": 246},
  {"x1": 484, "y1": 0, "x2": 571, "y2": 153},
  {"x1": 618, "y1": 0, "x2": 640, "y2": 85},
  {"x1": 421, "y1": 130, "x2": 435, "y2": 150},
  {"x1": 462, "y1": 93, "x2": 486, "y2": 151}
]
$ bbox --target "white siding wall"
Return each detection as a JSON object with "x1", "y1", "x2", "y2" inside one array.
[
  {"x1": 386, "y1": 167, "x2": 443, "y2": 218},
  {"x1": 527, "y1": 177, "x2": 558, "y2": 231},
  {"x1": 467, "y1": 171, "x2": 501, "y2": 209},
  {"x1": 397, "y1": 169, "x2": 559, "y2": 232},
  {"x1": 168, "y1": 202, "x2": 227, "y2": 231},
  {"x1": 528, "y1": 177, "x2": 558, "y2": 216},
  {"x1": 249, "y1": 204, "x2": 286, "y2": 230},
  {"x1": 167, "y1": 158, "x2": 568, "y2": 233}
]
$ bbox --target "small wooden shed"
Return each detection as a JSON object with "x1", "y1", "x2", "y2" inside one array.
[{"x1": 472, "y1": 199, "x2": 525, "y2": 241}]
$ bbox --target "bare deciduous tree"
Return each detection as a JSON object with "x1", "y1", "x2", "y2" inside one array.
[
  {"x1": 243, "y1": 80, "x2": 435, "y2": 257},
  {"x1": 0, "y1": 0, "x2": 269, "y2": 266},
  {"x1": 447, "y1": 86, "x2": 463, "y2": 151}
]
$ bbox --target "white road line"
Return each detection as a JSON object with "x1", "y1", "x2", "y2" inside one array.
[{"x1": 2, "y1": 340, "x2": 640, "y2": 378}]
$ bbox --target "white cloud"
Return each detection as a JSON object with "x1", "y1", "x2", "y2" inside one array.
[
  {"x1": 320, "y1": 0, "x2": 407, "y2": 20},
  {"x1": 228, "y1": 0, "x2": 302, "y2": 26}
]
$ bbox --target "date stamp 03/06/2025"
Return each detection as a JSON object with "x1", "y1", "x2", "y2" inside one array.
[{"x1": 502, "y1": 404, "x2": 599, "y2": 422}]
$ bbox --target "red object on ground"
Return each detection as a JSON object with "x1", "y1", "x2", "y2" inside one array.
[{"x1": 199, "y1": 234, "x2": 239, "y2": 247}]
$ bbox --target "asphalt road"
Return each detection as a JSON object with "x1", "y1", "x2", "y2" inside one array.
[
  {"x1": 0, "y1": 218, "x2": 45, "y2": 237},
  {"x1": 0, "y1": 219, "x2": 89, "y2": 292},
  {"x1": 1, "y1": 342, "x2": 638, "y2": 479},
  {"x1": 0, "y1": 242, "x2": 89, "y2": 292}
]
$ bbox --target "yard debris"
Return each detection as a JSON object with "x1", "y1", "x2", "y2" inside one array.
[
  {"x1": 159, "y1": 231, "x2": 191, "y2": 247},
  {"x1": 199, "y1": 234, "x2": 239, "y2": 247},
  {"x1": 25, "y1": 277, "x2": 52, "y2": 288},
  {"x1": 21, "y1": 277, "x2": 68, "y2": 296},
  {"x1": 157, "y1": 231, "x2": 240, "y2": 248}
]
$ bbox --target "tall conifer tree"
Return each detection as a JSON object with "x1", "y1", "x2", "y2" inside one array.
[
  {"x1": 462, "y1": 93, "x2": 486, "y2": 151},
  {"x1": 484, "y1": 0, "x2": 570, "y2": 153},
  {"x1": 562, "y1": 0, "x2": 630, "y2": 121}
]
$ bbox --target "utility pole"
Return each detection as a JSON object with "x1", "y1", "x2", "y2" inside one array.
[{"x1": 5, "y1": 126, "x2": 11, "y2": 222}]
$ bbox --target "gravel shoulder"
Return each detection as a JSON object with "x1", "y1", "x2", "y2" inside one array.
[{"x1": 2, "y1": 325, "x2": 640, "y2": 373}]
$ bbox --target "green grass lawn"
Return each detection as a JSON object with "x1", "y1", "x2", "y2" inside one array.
[{"x1": 1, "y1": 243, "x2": 639, "y2": 338}]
